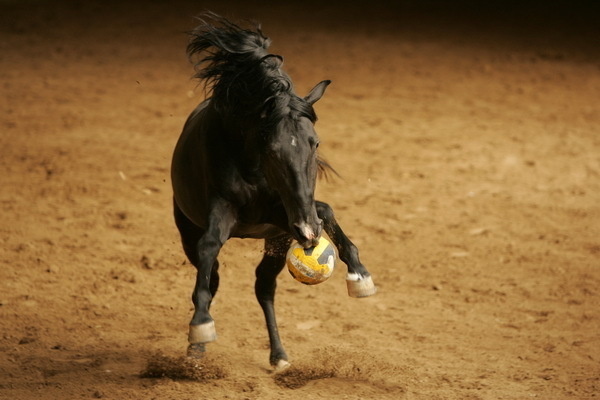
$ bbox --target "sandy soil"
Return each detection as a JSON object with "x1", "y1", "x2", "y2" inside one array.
[{"x1": 1, "y1": 1, "x2": 599, "y2": 399}]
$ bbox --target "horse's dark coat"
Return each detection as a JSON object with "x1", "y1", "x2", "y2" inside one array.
[{"x1": 171, "y1": 13, "x2": 373, "y2": 366}]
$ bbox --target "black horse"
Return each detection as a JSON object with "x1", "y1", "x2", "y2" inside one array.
[{"x1": 171, "y1": 13, "x2": 376, "y2": 370}]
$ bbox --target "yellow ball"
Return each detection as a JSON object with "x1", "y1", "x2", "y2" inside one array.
[{"x1": 286, "y1": 237, "x2": 336, "y2": 285}]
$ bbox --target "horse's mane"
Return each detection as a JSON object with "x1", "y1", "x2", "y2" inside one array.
[
  {"x1": 187, "y1": 12, "x2": 316, "y2": 129},
  {"x1": 187, "y1": 12, "x2": 337, "y2": 178}
]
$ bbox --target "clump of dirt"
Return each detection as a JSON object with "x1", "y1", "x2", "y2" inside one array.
[
  {"x1": 274, "y1": 365, "x2": 335, "y2": 389},
  {"x1": 141, "y1": 352, "x2": 226, "y2": 381},
  {"x1": 274, "y1": 346, "x2": 407, "y2": 390}
]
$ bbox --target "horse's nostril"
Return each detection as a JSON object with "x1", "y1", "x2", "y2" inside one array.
[
  {"x1": 293, "y1": 222, "x2": 316, "y2": 244},
  {"x1": 293, "y1": 224, "x2": 305, "y2": 240}
]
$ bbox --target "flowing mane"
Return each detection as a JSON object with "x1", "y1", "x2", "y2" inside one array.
[
  {"x1": 187, "y1": 13, "x2": 317, "y2": 130},
  {"x1": 186, "y1": 12, "x2": 335, "y2": 177}
]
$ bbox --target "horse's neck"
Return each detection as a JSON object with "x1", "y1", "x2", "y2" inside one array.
[{"x1": 215, "y1": 119, "x2": 261, "y2": 179}]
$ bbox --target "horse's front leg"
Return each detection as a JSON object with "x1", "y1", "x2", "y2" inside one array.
[
  {"x1": 185, "y1": 201, "x2": 237, "y2": 357},
  {"x1": 316, "y1": 201, "x2": 376, "y2": 297}
]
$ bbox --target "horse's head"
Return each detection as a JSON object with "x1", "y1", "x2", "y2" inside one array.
[{"x1": 260, "y1": 80, "x2": 331, "y2": 248}]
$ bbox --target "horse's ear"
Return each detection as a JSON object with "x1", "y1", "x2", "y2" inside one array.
[{"x1": 305, "y1": 80, "x2": 331, "y2": 105}]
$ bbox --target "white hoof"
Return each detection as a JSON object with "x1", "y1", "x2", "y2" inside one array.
[
  {"x1": 346, "y1": 274, "x2": 377, "y2": 297},
  {"x1": 274, "y1": 359, "x2": 291, "y2": 372},
  {"x1": 188, "y1": 321, "x2": 217, "y2": 344}
]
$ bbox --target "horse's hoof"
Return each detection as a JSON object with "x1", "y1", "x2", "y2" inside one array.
[
  {"x1": 188, "y1": 321, "x2": 217, "y2": 344},
  {"x1": 346, "y1": 274, "x2": 377, "y2": 297},
  {"x1": 274, "y1": 359, "x2": 291, "y2": 372},
  {"x1": 187, "y1": 343, "x2": 206, "y2": 359}
]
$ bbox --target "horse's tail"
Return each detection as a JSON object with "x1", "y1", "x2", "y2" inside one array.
[{"x1": 187, "y1": 12, "x2": 272, "y2": 85}]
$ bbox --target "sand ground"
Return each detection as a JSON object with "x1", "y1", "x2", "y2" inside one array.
[{"x1": 1, "y1": 1, "x2": 599, "y2": 399}]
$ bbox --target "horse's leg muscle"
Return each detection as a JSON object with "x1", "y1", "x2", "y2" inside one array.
[
  {"x1": 255, "y1": 235, "x2": 292, "y2": 370},
  {"x1": 316, "y1": 201, "x2": 376, "y2": 297}
]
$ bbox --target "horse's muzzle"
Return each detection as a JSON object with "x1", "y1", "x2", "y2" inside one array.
[{"x1": 293, "y1": 220, "x2": 322, "y2": 248}]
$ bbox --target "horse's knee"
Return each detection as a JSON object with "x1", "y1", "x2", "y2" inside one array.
[{"x1": 196, "y1": 237, "x2": 222, "y2": 260}]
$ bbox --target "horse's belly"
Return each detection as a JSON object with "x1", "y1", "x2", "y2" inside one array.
[{"x1": 232, "y1": 223, "x2": 285, "y2": 239}]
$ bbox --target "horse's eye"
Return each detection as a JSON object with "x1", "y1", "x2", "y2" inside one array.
[{"x1": 309, "y1": 137, "x2": 319, "y2": 149}]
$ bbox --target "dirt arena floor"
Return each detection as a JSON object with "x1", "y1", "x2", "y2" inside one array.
[{"x1": 1, "y1": 1, "x2": 599, "y2": 399}]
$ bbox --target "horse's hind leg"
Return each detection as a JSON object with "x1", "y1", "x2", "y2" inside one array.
[
  {"x1": 255, "y1": 235, "x2": 293, "y2": 370},
  {"x1": 174, "y1": 198, "x2": 234, "y2": 357},
  {"x1": 316, "y1": 201, "x2": 376, "y2": 297}
]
